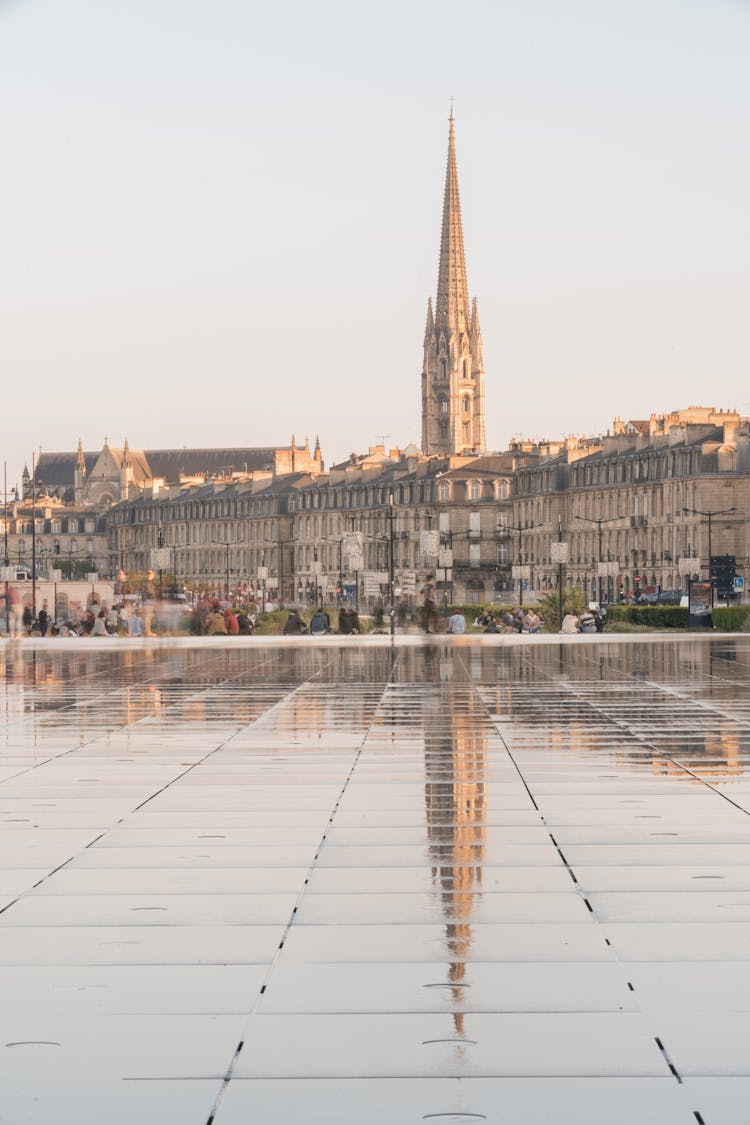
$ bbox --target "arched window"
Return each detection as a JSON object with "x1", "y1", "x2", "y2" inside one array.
[
  {"x1": 439, "y1": 421, "x2": 448, "y2": 438},
  {"x1": 438, "y1": 395, "x2": 448, "y2": 415},
  {"x1": 461, "y1": 397, "x2": 470, "y2": 414},
  {"x1": 437, "y1": 480, "x2": 451, "y2": 502},
  {"x1": 468, "y1": 480, "x2": 481, "y2": 501},
  {"x1": 439, "y1": 358, "x2": 447, "y2": 381}
]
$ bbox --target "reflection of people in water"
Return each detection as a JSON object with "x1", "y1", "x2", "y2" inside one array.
[{"x1": 423, "y1": 692, "x2": 487, "y2": 1034}]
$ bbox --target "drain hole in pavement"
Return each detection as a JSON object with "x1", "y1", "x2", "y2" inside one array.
[
  {"x1": 422, "y1": 1038, "x2": 477, "y2": 1046},
  {"x1": 422, "y1": 1116, "x2": 487, "y2": 1121},
  {"x1": 131, "y1": 907, "x2": 167, "y2": 912},
  {"x1": 694, "y1": 1114, "x2": 706, "y2": 1124},
  {"x1": 627, "y1": 982, "x2": 635, "y2": 991},
  {"x1": 198, "y1": 835, "x2": 226, "y2": 839},
  {"x1": 423, "y1": 982, "x2": 470, "y2": 989},
  {"x1": 583, "y1": 899, "x2": 593, "y2": 913},
  {"x1": 6, "y1": 1041, "x2": 61, "y2": 1048},
  {"x1": 692, "y1": 875, "x2": 724, "y2": 880}
]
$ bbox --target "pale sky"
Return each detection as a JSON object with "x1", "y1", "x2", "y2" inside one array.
[{"x1": 1, "y1": 0, "x2": 749, "y2": 490}]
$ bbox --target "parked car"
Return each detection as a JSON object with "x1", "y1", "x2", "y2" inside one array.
[{"x1": 657, "y1": 589, "x2": 683, "y2": 605}]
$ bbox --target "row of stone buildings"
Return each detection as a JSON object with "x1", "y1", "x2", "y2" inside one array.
[
  {"x1": 101, "y1": 405, "x2": 749, "y2": 607},
  {"x1": 4, "y1": 118, "x2": 747, "y2": 607}
]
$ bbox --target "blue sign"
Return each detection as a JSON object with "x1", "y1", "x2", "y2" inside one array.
[{"x1": 733, "y1": 576, "x2": 745, "y2": 590}]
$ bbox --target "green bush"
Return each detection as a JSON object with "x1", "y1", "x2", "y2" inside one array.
[
  {"x1": 712, "y1": 606, "x2": 750, "y2": 632},
  {"x1": 606, "y1": 605, "x2": 689, "y2": 628}
]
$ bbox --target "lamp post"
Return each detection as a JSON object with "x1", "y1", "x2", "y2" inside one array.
[
  {"x1": 505, "y1": 521, "x2": 543, "y2": 606},
  {"x1": 388, "y1": 490, "x2": 395, "y2": 636},
  {"x1": 209, "y1": 540, "x2": 231, "y2": 602},
  {"x1": 682, "y1": 507, "x2": 736, "y2": 608},
  {"x1": 574, "y1": 513, "x2": 625, "y2": 607},
  {"x1": 31, "y1": 451, "x2": 37, "y2": 617},
  {"x1": 2, "y1": 460, "x2": 8, "y2": 635}
]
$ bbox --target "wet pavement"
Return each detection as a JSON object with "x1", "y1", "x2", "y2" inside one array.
[{"x1": 2, "y1": 634, "x2": 750, "y2": 1123}]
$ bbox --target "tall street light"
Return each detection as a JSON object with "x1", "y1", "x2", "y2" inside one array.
[
  {"x1": 209, "y1": 539, "x2": 231, "y2": 602},
  {"x1": 682, "y1": 507, "x2": 736, "y2": 608},
  {"x1": 574, "y1": 513, "x2": 626, "y2": 607},
  {"x1": 505, "y1": 521, "x2": 543, "y2": 607}
]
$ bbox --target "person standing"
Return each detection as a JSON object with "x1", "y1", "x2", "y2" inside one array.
[
  {"x1": 421, "y1": 576, "x2": 437, "y2": 634},
  {"x1": 38, "y1": 600, "x2": 50, "y2": 638}
]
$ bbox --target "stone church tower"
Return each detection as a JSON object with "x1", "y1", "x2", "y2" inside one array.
[{"x1": 421, "y1": 114, "x2": 486, "y2": 456}]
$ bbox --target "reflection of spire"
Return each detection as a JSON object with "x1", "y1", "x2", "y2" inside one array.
[{"x1": 424, "y1": 686, "x2": 487, "y2": 1035}]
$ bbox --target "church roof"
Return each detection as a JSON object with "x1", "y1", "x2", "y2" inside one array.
[
  {"x1": 35, "y1": 445, "x2": 282, "y2": 492},
  {"x1": 143, "y1": 448, "x2": 277, "y2": 480},
  {"x1": 36, "y1": 452, "x2": 98, "y2": 488}
]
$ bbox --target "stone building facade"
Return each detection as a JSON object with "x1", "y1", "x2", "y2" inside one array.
[
  {"x1": 1, "y1": 498, "x2": 109, "y2": 577},
  {"x1": 509, "y1": 407, "x2": 749, "y2": 602},
  {"x1": 106, "y1": 407, "x2": 750, "y2": 610}
]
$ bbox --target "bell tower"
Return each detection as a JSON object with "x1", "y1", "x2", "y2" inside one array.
[{"x1": 421, "y1": 113, "x2": 486, "y2": 456}]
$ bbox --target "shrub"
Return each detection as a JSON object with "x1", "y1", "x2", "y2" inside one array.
[
  {"x1": 712, "y1": 606, "x2": 750, "y2": 632},
  {"x1": 606, "y1": 605, "x2": 688, "y2": 629}
]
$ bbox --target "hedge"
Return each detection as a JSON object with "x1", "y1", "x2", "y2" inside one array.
[
  {"x1": 606, "y1": 605, "x2": 689, "y2": 628},
  {"x1": 712, "y1": 606, "x2": 750, "y2": 631}
]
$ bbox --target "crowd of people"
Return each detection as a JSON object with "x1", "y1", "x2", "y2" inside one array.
[{"x1": 2, "y1": 585, "x2": 606, "y2": 640}]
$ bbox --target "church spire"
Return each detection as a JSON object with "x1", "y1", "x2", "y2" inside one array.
[
  {"x1": 435, "y1": 111, "x2": 470, "y2": 336},
  {"x1": 421, "y1": 112, "x2": 486, "y2": 457}
]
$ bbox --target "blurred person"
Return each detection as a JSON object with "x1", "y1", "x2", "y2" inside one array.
[
  {"x1": 309, "y1": 607, "x2": 331, "y2": 636},
  {"x1": 446, "y1": 607, "x2": 466, "y2": 634},
  {"x1": 38, "y1": 600, "x2": 50, "y2": 638},
  {"x1": 283, "y1": 610, "x2": 306, "y2": 635}
]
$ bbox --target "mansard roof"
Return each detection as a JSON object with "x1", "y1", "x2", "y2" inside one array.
[{"x1": 143, "y1": 448, "x2": 277, "y2": 480}]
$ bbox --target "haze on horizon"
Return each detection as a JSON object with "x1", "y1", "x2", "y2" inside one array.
[{"x1": 1, "y1": 0, "x2": 749, "y2": 489}]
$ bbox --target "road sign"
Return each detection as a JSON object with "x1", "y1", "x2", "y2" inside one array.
[{"x1": 733, "y1": 576, "x2": 745, "y2": 590}]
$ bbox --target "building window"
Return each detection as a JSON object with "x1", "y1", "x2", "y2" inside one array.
[
  {"x1": 468, "y1": 480, "x2": 481, "y2": 501},
  {"x1": 439, "y1": 512, "x2": 450, "y2": 533},
  {"x1": 437, "y1": 481, "x2": 450, "y2": 502},
  {"x1": 497, "y1": 542, "x2": 508, "y2": 565},
  {"x1": 469, "y1": 511, "x2": 481, "y2": 534},
  {"x1": 469, "y1": 544, "x2": 480, "y2": 568}
]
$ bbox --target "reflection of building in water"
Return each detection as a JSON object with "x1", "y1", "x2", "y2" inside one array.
[{"x1": 423, "y1": 689, "x2": 487, "y2": 1035}]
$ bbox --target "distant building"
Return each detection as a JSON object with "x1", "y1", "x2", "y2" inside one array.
[{"x1": 29, "y1": 436, "x2": 323, "y2": 507}]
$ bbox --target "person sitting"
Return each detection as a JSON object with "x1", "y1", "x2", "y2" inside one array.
[
  {"x1": 338, "y1": 608, "x2": 354, "y2": 635},
  {"x1": 446, "y1": 608, "x2": 466, "y2": 634},
  {"x1": 484, "y1": 614, "x2": 500, "y2": 633},
  {"x1": 309, "y1": 608, "x2": 330, "y2": 636},
  {"x1": 207, "y1": 609, "x2": 228, "y2": 635},
  {"x1": 579, "y1": 609, "x2": 597, "y2": 634},
  {"x1": 349, "y1": 609, "x2": 360, "y2": 634},
  {"x1": 560, "y1": 613, "x2": 580, "y2": 634},
  {"x1": 521, "y1": 609, "x2": 541, "y2": 634},
  {"x1": 224, "y1": 608, "x2": 239, "y2": 635},
  {"x1": 283, "y1": 610, "x2": 307, "y2": 635},
  {"x1": 500, "y1": 610, "x2": 515, "y2": 632},
  {"x1": 236, "y1": 611, "x2": 253, "y2": 635},
  {"x1": 90, "y1": 609, "x2": 109, "y2": 637}
]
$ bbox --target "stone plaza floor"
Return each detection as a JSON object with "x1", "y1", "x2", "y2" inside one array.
[{"x1": 2, "y1": 633, "x2": 750, "y2": 1123}]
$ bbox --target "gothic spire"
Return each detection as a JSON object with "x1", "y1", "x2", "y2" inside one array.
[{"x1": 435, "y1": 112, "x2": 470, "y2": 336}]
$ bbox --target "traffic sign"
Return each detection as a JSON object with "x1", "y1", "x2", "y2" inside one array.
[{"x1": 733, "y1": 576, "x2": 745, "y2": 590}]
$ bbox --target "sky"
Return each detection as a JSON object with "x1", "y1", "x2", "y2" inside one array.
[{"x1": 1, "y1": 0, "x2": 749, "y2": 489}]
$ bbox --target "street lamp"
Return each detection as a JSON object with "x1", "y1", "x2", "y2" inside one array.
[
  {"x1": 209, "y1": 540, "x2": 231, "y2": 602},
  {"x1": 574, "y1": 513, "x2": 626, "y2": 607},
  {"x1": 682, "y1": 507, "x2": 736, "y2": 608},
  {"x1": 505, "y1": 521, "x2": 543, "y2": 606}
]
